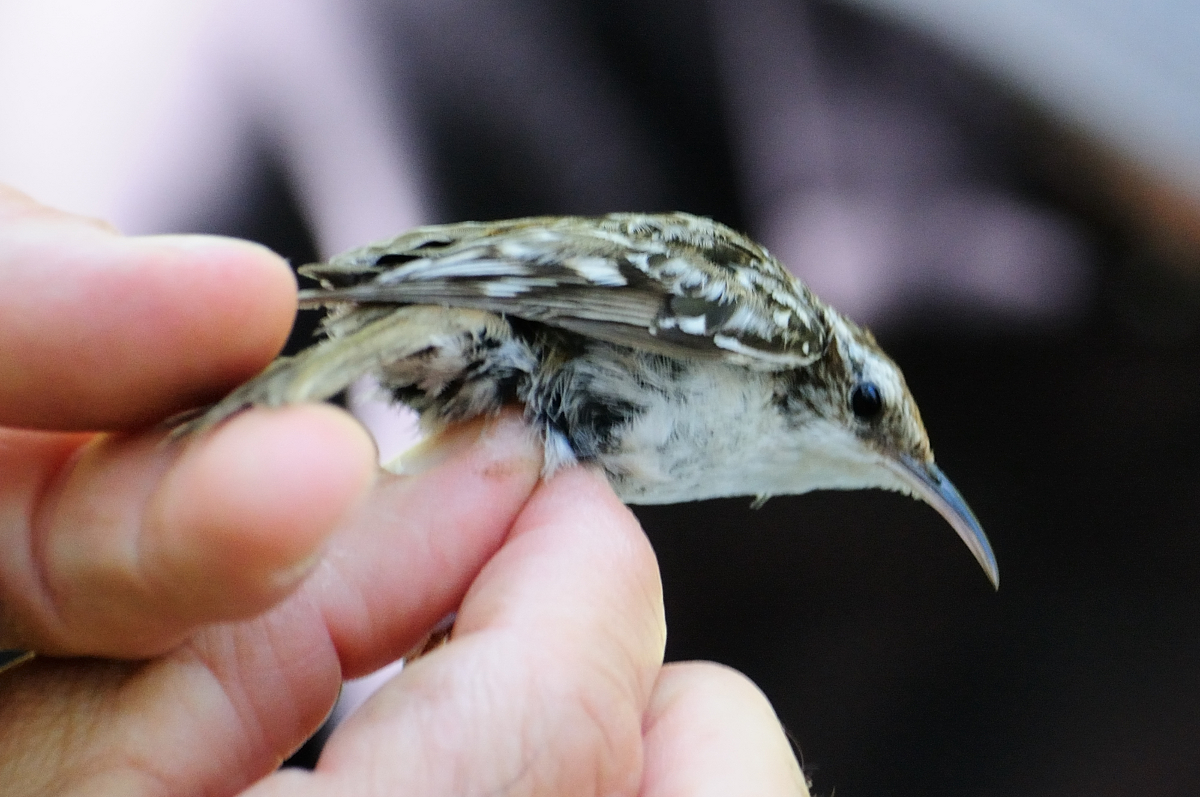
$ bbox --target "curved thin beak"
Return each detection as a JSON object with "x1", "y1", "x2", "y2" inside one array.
[{"x1": 886, "y1": 456, "x2": 999, "y2": 588}]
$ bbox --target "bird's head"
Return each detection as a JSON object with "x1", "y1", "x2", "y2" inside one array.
[{"x1": 780, "y1": 310, "x2": 998, "y2": 587}]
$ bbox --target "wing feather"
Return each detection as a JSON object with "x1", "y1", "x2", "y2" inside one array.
[{"x1": 300, "y1": 213, "x2": 830, "y2": 370}]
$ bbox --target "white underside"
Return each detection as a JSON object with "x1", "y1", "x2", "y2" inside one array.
[{"x1": 599, "y1": 363, "x2": 910, "y2": 505}]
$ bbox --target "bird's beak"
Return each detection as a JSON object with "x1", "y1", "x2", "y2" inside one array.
[{"x1": 885, "y1": 456, "x2": 999, "y2": 588}]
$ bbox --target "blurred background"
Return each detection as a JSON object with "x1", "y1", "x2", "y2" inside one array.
[{"x1": 2, "y1": 0, "x2": 1198, "y2": 794}]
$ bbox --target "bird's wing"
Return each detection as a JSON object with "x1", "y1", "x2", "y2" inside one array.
[{"x1": 299, "y1": 212, "x2": 829, "y2": 370}]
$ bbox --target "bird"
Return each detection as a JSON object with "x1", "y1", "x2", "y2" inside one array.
[{"x1": 178, "y1": 212, "x2": 998, "y2": 587}]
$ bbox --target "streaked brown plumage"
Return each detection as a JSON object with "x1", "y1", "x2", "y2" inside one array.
[{"x1": 180, "y1": 212, "x2": 998, "y2": 586}]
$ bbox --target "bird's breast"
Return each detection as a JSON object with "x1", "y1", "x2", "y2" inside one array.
[{"x1": 534, "y1": 349, "x2": 808, "y2": 504}]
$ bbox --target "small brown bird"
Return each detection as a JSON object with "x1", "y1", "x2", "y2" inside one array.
[{"x1": 182, "y1": 212, "x2": 998, "y2": 587}]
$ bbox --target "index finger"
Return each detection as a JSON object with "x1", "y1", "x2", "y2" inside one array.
[{"x1": 0, "y1": 185, "x2": 296, "y2": 430}]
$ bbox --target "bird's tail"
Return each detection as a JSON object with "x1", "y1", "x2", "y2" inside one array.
[{"x1": 167, "y1": 305, "x2": 509, "y2": 438}]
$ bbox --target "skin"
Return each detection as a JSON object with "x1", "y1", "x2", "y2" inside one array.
[{"x1": 0, "y1": 186, "x2": 809, "y2": 797}]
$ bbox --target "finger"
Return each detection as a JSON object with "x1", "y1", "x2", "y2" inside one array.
[
  {"x1": 307, "y1": 411, "x2": 547, "y2": 675},
  {"x1": 0, "y1": 410, "x2": 545, "y2": 796},
  {"x1": 0, "y1": 619, "x2": 342, "y2": 797},
  {"x1": 641, "y1": 661, "x2": 810, "y2": 797},
  {"x1": 0, "y1": 404, "x2": 376, "y2": 657},
  {"x1": 248, "y1": 466, "x2": 667, "y2": 797},
  {"x1": 0, "y1": 186, "x2": 296, "y2": 430}
]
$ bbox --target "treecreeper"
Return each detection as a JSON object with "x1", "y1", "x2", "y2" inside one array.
[{"x1": 178, "y1": 212, "x2": 998, "y2": 587}]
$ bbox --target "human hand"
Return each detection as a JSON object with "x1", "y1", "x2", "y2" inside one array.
[
  {"x1": 0, "y1": 183, "x2": 380, "y2": 658},
  {"x1": 0, "y1": 186, "x2": 808, "y2": 795}
]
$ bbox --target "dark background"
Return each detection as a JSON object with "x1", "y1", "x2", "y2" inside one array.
[{"x1": 210, "y1": 2, "x2": 1200, "y2": 793}]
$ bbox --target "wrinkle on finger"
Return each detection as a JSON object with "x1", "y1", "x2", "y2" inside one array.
[
  {"x1": 145, "y1": 405, "x2": 375, "y2": 623},
  {"x1": 0, "y1": 604, "x2": 343, "y2": 797},
  {"x1": 309, "y1": 410, "x2": 543, "y2": 676},
  {"x1": 267, "y1": 466, "x2": 665, "y2": 797},
  {"x1": 1, "y1": 406, "x2": 375, "y2": 658},
  {"x1": 0, "y1": 428, "x2": 98, "y2": 650}
]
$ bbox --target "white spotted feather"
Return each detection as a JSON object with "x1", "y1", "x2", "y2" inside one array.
[
  {"x1": 299, "y1": 212, "x2": 828, "y2": 370},
  {"x1": 175, "y1": 212, "x2": 999, "y2": 586}
]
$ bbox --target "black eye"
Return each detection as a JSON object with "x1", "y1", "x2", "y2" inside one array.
[{"x1": 850, "y1": 382, "x2": 883, "y2": 420}]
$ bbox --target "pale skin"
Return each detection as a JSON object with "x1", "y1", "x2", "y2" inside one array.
[{"x1": 0, "y1": 185, "x2": 809, "y2": 796}]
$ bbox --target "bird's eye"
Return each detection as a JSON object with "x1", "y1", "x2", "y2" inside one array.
[{"x1": 850, "y1": 382, "x2": 883, "y2": 420}]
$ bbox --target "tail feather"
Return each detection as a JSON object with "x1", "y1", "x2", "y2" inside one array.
[{"x1": 170, "y1": 305, "x2": 507, "y2": 437}]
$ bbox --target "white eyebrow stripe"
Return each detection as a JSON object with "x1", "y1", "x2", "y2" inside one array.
[{"x1": 712, "y1": 334, "x2": 815, "y2": 367}]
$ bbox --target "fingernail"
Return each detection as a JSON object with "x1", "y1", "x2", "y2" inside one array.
[
  {"x1": 383, "y1": 410, "x2": 541, "y2": 477},
  {"x1": 383, "y1": 418, "x2": 488, "y2": 476}
]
